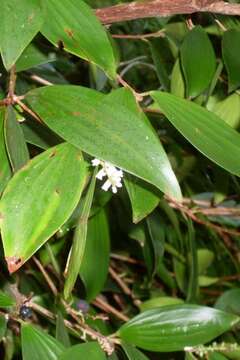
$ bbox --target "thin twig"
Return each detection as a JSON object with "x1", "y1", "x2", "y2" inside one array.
[
  {"x1": 8, "y1": 65, "x2": 17, "y2": 99},
  {"x1": 32, "y1": 256, "x2": 58, "y2": 296},
  {"x1": 167, "y1": 196, "x2": 240, "y2": 236},
  {"x1": 111, "y1": 29, "x2": 165, "y2": 40},
  {"x1": 117, "y1": 74, "x2": 144, "y2": 102},
  {"x1": 109, "y1": 266, "x2": 132, "y2": 297},
  {"x1": 29, "y1": 74, "x2": 53, "y2": 86},
  {"x1": 94, "y1": 296, "x2": 129, "y2": 322},
  {"x1": 110, "y1": 253, "x2": 143, "y2": 265},
  {"x1": 13, "y1": 96, "x2": 42, "y2": 123}
]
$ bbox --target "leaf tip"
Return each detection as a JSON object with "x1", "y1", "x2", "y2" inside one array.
[{"x1": 6, "y1": 256, "x2": 23, "y2": 274}]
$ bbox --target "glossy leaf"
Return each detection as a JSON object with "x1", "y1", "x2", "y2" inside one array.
[
  {"x1": 16, "y1": 44, "x2": 51, "y2": 72},
  {"x1": 118, "y1": 305, "x2": 240, "y2": 352},
  {"x1": 21, "y1": 323, "x2": 65, "y2": 360},
  {"x1": 0, "y1": 108, "x2": 11, "y2": 195},
  {"x1": 64, "y1": 170, "x2": 96, "y2": 299},
  {"x1": 0, "y1": 0, "x2": 43, "y2": 69},
  {"x1": 80, "y1": 209, "x2": 110, "y2": 301},
  {"x1": 0, "y1": 291, "x2": 15, "y2": 308},
  {"x1": 124, "y1": 175, "x2": 159, "y2": 223},
  {"x1": 4, "y1": 106, "x2": 29, "y2": 172},
  {"x1": 26, "y1": 85, "x2": 181, "y2": 200},
  {"x1": 122, "y1": 343, "x2": 149, "y2": 360},
  {"x1": 0, "y1": 142, "x2": 87, "y2": 273},
  {"x1": 151, "y1": 91, "x2": 240, "y2": 177},
  {"x1": 58, "y1": 342, "x2": 106, "y2": 360},
  {"x1": 222, "y1": 29, "x2": 240, "y2": 92},
  {"x1": 41, "y1": 0, "x2": 116, "y2": 78},
  {"x1": 181, "y1": 26, "x2": 216, "y2": 97}
]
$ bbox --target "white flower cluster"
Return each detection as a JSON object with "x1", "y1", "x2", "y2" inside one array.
[{"x1": 91, "y1": 158, "x2": 123, "y2": 194}]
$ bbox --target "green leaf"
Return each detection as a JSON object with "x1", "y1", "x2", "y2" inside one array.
[
  {"x1": 16, "y1": 44, "x2": 51, "y2": 72},
  {"x1": 0, "y1": 291, "x2": 15, "y2": 308},
  {"x1": 215, "y1": 289, "x2": 240, "y2": 316},
  {"x1": 124, "y1": 175, "x2": 159, "y2": 224},
  {"x1": 222, "y1": 29, "x2": 240, "y2": 92},
  {"x1": 213, "y1": 93, "x2": 240, "y2": 129},
  {"x1": 197, "y1": 249, "x2": 215, "y2": 274},
  {"x1": 149, "y1": 38, "x2": 171, "y2": 91},
  {"x1": 56, "y1": 312, "x2": 71, "y2": 348},
  {"x1": 198, "y1": 275, "x2": 219, "y2": 287},
  {"x1": 0, "y1": 142, "x2": 87, "y2": 273},
  {"x1": 64, "y1": 170, "x2": 96, "y2": 299},
  {"x1": 151, "y1": 91, "x2": 240, "y2": 176},
  {"x1": 146, "y1": 211, "x2": 165, "y2": 278},
  {"x1": 0, "y1": 108, "x2": 11, "y2": 195},
  {"x1": 80, "y1": 209, "x2": 110, "y2": 301},
  {"x1": 118, "y1": 305, "x2": 240, "y2": 352},
  {"x1": 209, "y1": 353, "x2": 228, "y2": 360},
  {"x1": 26, "y1": 85, "x2": 182, "y2": 200},
  {"x1": 58, "y1": 342, "x2": 106, "y2": 360},
  {"x1": 140, "y1": 297, "x2": 184, "y2": 312},
  {"x1": 181, "y1": 26, "x2": 216, "y2": 97},
  {"x1": 186, "y1": 220, "x2": 198, "y2": 303},
  {"x1": 122, "y1": 343, "x2": 149, "y2": 360},
  {"x1": 4, "y1": 106, "x2": 29, "y2": 172},
  {"x1": 0, "y1": 0, "x2": 43, "y2": 70},
  {"x1": 41, "y1": 0, "x2": 116, "y2": 79},
  {"x1": 0, "y1": 314, "x2": 7, "y2": 341},
  {"x1": 21, "y1": 323, "x2": 65, "y2": 360},
  {"x1": 22, "y1": 119, "x2": 62, "y2": 150},
  {"x1": 170, "y1": 59, "x2": 185, "y2": 98}
]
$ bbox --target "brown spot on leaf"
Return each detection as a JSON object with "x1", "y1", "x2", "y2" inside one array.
[
  {"x1": 6, "y1": 256, "x2": 23, "y2": 274},
  {"x1": 55, "y1": 189, "x2": 60, "y2": 195},
  {"x1": 64, "y1": 28, "x2": 74, "y2": 38},
  {"x1": 49, "y1": 150, "x2": 57, "y2": 158},
  {"x1": 28, "y1": 13, "x2": 34, "y2": 23},
  {"x1": 72, "y1": 111, "x2": 81, "y2": 116}
]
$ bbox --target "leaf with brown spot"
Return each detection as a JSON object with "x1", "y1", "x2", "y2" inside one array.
[
  {"x1": 64, "y1": 28, "x2": 74, "y2": 38},
  {"x1": 0, "y1": 142, "x2": 88, "y2": 272},
  {"x1": 41, "y1": 0, "x2": 116, "y2": 78}
]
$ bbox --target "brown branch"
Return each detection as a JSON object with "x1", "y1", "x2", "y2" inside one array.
[
  {"x1": 96, "y1": 0, "x2": 240, "y2": 25},
  {"x1": 32, "y1": 256, "x2": 58, "y2": 296},
  {"x1": 93, "y1": 296, "x2": 129, "y2": 322},
  {"x1": 167, "y1": 197, "x2": 240, "y2": 237}
]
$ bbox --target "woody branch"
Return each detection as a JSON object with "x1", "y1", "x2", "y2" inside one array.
[{"x1": 95, "y1": 0, "x2": 240, "y2": 24}]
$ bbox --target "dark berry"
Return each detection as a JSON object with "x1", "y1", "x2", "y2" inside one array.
[
  {"x1": 19, "y1": 305, "x2": 32, "y2": 320},
  {"x1": 75, "y1": 300, "x2": 89, "y2": 314}
]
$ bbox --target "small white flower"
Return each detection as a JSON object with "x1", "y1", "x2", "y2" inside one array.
[
  {"x1": 101, "y1": 179, "x2": 112, "y2": 192},
  {"x1": 92, "y1": 158, "x2": 123, "y2": 194},
  {"x1": 91, "y1": 158, "x2": 101, "y2": 166},
  {"x1": 96, "y1": 168, "x2": 106, "y2": 180}
]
